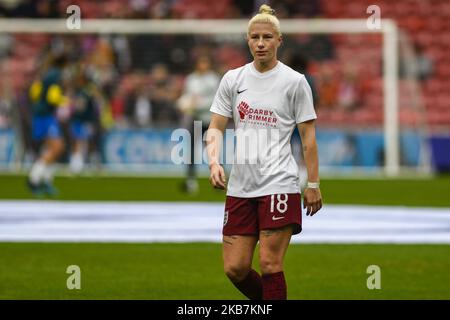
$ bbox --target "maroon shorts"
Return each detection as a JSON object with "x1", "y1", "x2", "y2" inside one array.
[{"x1": 223, "y1": 193, "x2": 302, "y2": 236}]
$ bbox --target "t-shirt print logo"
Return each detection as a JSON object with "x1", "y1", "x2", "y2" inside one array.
[
  {"x1": 236, "y1": 101, "x2": 278, "y2": 127},
  {"x1": 272, "y1": 215, "x2": 285, "y2": 221},
  {"x1": 237, "y1": 101, "x2": 250, "y2": 120}
]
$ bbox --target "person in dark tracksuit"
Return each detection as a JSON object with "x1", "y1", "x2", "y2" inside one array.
[{"x1": 69, "y1": 70, "x2": 98, "y2": 174}]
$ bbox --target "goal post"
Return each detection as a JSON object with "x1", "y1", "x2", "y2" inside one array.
[{"x1": 0, "y1": 18, "x2": 405, "y2": 176}]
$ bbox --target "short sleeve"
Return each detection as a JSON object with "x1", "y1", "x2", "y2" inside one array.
[
  {"x1": 294, "y1": 76, "x2": 317, "y2": 123},
  {"x1": 210, "y1": 72, "x2": 233, "y2": 118}
]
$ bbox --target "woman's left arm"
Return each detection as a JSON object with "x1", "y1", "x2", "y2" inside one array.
[{"x1": 297, "y1": 119, "x2": 322, "y2": 216}]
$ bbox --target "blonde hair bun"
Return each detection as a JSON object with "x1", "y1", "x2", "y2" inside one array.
[
  {"x1": 259, "y1": 4, "x2": 275, "y2": 16},
  {"x1": 248, "y1": 4, "x2": 281, "y2": 36}
]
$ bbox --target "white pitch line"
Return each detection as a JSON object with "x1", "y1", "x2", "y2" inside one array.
[{"x1": 0, "y1": 200, "x2": 450, "y2": 243}]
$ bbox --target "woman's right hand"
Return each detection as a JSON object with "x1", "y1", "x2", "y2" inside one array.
[{"x1": 209, "y1": 163, "x2": 227, "y2": 190}]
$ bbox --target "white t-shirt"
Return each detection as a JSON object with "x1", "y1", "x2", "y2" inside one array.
[
  {"x1": 183, "y1": 71, "x2": 220, "y2": 123},
  {"x1": 210, "y1": 61, "x2": 317, "y2": 198}
]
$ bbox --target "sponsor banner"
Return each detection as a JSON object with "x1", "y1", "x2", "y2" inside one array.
[
  {"x1": 429, "y1": 135, "x2": 450, "y2": 172},
  {"x1": 101, "y1": 128, "x2": 422, "y2": 168},
  {"x1": 102, "y1": 128, "x2": 233, "y2": 169},
  {"x1": 103, "y1": 128, "x2": 177, "y2": 165},
  {"x1": 293, "y1": 129, "x2": 421, "y2": 167}
]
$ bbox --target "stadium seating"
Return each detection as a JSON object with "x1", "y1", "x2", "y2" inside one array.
[
  {"x1": 1, "y1": 0, "x2": 448, "y2": 130},
  {"x1": 321, "y1": 0, "x2": 450, "y2": 129}
]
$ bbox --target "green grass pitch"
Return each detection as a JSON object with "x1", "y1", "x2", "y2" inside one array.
[
  {"x1": 0, "y1": 174, "x2": 449, "y2": 299},
  {"x1": 1, "y1": 174, "x2": 450, "y2": 206},
  {"x1": 1, "y1": 243, "x2": 449, "y2": 299}
]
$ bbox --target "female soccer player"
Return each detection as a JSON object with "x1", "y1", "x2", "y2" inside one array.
[
  {"x1": 27, "y1": 54, "x2": 66, "y2": 196},
  {"x1": 177, "y1": 55, "x2": 220, "y2": 193},
  {"x1": 206, "y1": 4, "x2": 322, "y2": 300},
  {"x1": 69, "y1": 69, "x2": 98, "y2": 174}
]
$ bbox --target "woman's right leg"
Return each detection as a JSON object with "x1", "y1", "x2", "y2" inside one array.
[
  {"x1": 29, "y1": 137, "x2": 65, "y2": 194},
  {"x1": 223, "y1": 235, "x2": 261, "y2": 299},
  {"x1": 70, "y1": 139, "x2": 86, "y2": 174},
  {"x1": 28, "y1": 116, "x2": 64, "y2": 195},
  {"x1": 42, "y1": 137, "x2": 65, "y2": 164},
  {"x1": 183, "y1": 116, "x2": 198, "y2": 193},
  {"x1": 29, "y1": 137, "x2": 63, "y2": 183}
]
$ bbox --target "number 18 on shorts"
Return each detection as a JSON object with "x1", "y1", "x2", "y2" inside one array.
[{"x1": 223, "y1": 193, "x2": 302, "y2": 236}]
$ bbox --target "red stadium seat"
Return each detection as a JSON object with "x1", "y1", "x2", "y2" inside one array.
[{"x1": 399, "y1": 109, "x2": 419, "y2": 126}]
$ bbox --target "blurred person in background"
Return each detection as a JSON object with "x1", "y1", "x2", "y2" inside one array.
[
  {"x1": 282, "y1": 52, "x2": 318, "y2": 185},
  {"x1": 207, "y1": 4, "x2": 322, "y2": 300},
  {"x1": 0, "y1": 73, "x2": 13, "y2": 128},
  {"x1": 87, "y1": 36, "x2": 118, "y2": 102},
  {"x1": 68, "y1": 66, "x2": 99, "y2": 174},
  {"x1": 269, "y1": 0, "x2": 322, "y2": 18},
  {"x1": 338, "y1": 65, "x2": 362, "y2": 111},
  {"x1": 124, "y1": 72, "x2": 152, "y2": 128},
  {"x1": 413, "y1": 43, "x2": 433, "y2": 82},
  {"x1": 317, "y1": 63, "x2": 338, "y2": 109},
  {"x1": 287, "y1": 52, "x2": 318, "y2": 105},
  {"x1": 149, "y1": 63, "x2": 180, "y2": 126},
  {"x1": 27, "y1": 53, "x2": 67, "y2": 196},
  {"x1": 0, "y1": 96, "x2": 12, "y2": 127},
  {"x1": 177, "y1": 55, "x2": 220, "y2": 193}
]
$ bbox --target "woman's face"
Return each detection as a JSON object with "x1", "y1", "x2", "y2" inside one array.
[
  {"x1": 247, "y1": 22, "x2": 282, "y2": 66},
  {"x1": 196, "y1": 56, "x2": 211, "y2": 73}
]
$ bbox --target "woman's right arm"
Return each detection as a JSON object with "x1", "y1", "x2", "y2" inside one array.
[{"x1": 206, "y1": 113, "x2": 229, "y2": 189}]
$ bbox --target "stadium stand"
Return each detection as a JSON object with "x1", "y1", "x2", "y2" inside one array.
[{"x1": 0, "y1": 0, "x2": 448, "y2": 167}]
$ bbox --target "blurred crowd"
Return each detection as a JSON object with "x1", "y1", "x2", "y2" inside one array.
[
  {"x1": 0, "y1": 0, "x2": 444, "y2": 167},
  {"x1": 0, "y1": 0, "x2": 321, "y2": 19},
  {"x1": 0, "y1": 0, "x2": 334, "y2": 163}
]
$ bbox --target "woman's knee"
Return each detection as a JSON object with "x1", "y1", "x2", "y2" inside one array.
[
  {"x1": 55, "y1": 139, "x2": 65, "y2": 154},
  {"x1": 48, "y1": 139, "x2": 65, "y2": 158},
  {"x1": 259, "y1": 256, "x2": 283, "y2": 275},
  {"x1": 224, "y1": 262, "x2": 251, "y2": 283}
]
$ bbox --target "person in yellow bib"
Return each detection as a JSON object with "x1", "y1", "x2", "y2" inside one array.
[{"x1": 27, "y1": 54, "x2": 67, "y2": 197}]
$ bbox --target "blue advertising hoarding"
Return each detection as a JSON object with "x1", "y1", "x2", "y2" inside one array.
[
  {"x1": 102, "y1": 128, "x2": 424, "y2": 170},
  {"x1": 0, "y1": 129, "x2": 15, "y2": 167}
]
